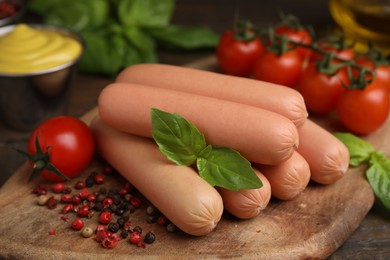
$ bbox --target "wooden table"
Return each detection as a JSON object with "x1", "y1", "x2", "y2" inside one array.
[{"x1": 0, "y1": 1, "x2": 389, "y2": 259}]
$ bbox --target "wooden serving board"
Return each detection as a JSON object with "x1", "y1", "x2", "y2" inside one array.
[{"x1": 0, "y1": 57, "x2": 388, "y2": 259}]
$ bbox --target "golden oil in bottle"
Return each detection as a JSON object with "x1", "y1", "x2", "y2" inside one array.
[{"x1": 329, "y1": 0, "x2": 390, "y2": 54}]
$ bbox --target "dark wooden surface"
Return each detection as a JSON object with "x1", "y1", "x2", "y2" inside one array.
[{"x1": 0, "y1": 1, "x2": 389, "y2": 259}]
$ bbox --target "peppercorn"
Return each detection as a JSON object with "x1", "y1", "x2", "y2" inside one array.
[
  {"x1": 146, "y1": 214, "x2": 159, "y2": 224},
  {"x1": 60, "y1": 193, "x2": 72, "y2": 203},
  {"x1": 116, "y1": 217, "x2": 126, "y2": 228},
  {"x1": 146, "y1": 205, "x2": 158, "y2": 216},
  {"x1": 77, "y1": 205, "x2": 90, "y2": 218},
  {"x1": 166, "y1": 223, "x2": 176, "y2": 233},
  {"x1": 46, "y1": 196, "x2": 58, "y2": 209},
  {"x1": 124, "y1": 193, "x2": 133, "y2": 202},
  {"x1": 74, "y1": 181, "x2": 86, "y2": 190},
  {"x1": 51, "y1": 182, "x2": 65, "y2": 193},
  {"x1": 102, "y1": 198, "x2": 113, "y2": 208},
  {"x1": 120, "y1": 230, "x2": 129, "y2": 239},
  {"x1": 123, "y1": 221, "x2": 132, "y2": 231},
  {"x1": 126, "y1": 203, "x2": 136, "y2": 213},
  {"x1": 63, "y1": 187, "x2": 72, "y2": 194},
  {"x1": 107, "y1": 222, "x2": 120, "y2": 233},
  {"x1": 71, "y1": 195, "x2": 82, "y2": 205},
  {"x1": 99, "y1": 187, "x2": 107, "y2": 195},
  {"x1": 81, "y1": 227, "x2": 94, "y2": 238},
  {"x1": 99, "y1": 212, "x2": 112, "y2": 225},
  {"x1": 37, "y1": 195, "x2": 48, "y2": 206},
  {"x1": 33, "y1": 185, "x2": 48, "y2": 196},
  {"x1": 49, "y1": 229, "x2": 56, "y2": 235},
  {"x1": 115, "y1": 208, "x2": 125, "y2": 216},
  {"x1": 85, "y1": 176, "x2": 95, "y2": 187},
  {"x1": 129, "y1": 231, "x2": 142, "y2": 245},
  {"x1": 133, "y1": 226, "x2": 142, "y2": 234},
  {"x1": 71, "y1": 218, "x2": 84, "y2": 230},
  {"x1": 93, "y1": 202, "x2": 103, "y2": 212},
  {"x1": 124, "y1": 182, "x2": 133, "y2": 192},
  {"x1": 87, "y1": 194, "x2": 96, "y2": 202},
  {"x1": 144, "y1": 231, "x2": 156, "y2": 244},
  {"x1": 79, "y1": 189, "x2": 90, "y2": 200},
  {"x1": 109, "y1": 204, "x2": 117, "y2": 213},
  {"x1": 118, "y1": 188, "x2": 128, "y2": 197},
  {"x1": 157, "y1": 215, "x2": 168, "y2": 226},
  {"x1": 93, "y1": 174, "x2": 104, "y2": 185},
  {"x1": 61, "y1": 204, "x2": 74, "y2": 214},
  {"x1": 130, "y1": 198, "x2": 141, "y2": 208}
]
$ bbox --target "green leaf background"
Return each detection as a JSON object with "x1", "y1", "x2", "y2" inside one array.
[{"x1": 29, "y1": 0, "x2": 218, "y2": 76}]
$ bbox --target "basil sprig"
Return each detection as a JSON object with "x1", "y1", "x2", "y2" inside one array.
[
  {"x1": 334, "y1": 132, "x2": 390, "y2": 210},
  {"x1": 151, "y1": 108, "x2": 262, "y2": 191}
]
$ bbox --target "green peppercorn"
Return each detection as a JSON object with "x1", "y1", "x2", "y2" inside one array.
[
  {"x1": 146, "y1": 205, "x2": 158, "y2": 216},
  {"x1": 81, "y1": 227, "x2": 94, "y2": 238},
  {"x1": 144, "y1": 231, "x2": 156, "y2": 244},
  {"x1": 37, "y1": 195, "x2": 48, "y2": 206},
  {"x1": 166, "y1": 223, "x2": 176, "y2": 233}
]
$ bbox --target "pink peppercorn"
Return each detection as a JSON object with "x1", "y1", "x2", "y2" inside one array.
[
  {"x1": 60, "y1": 193, "x2": 72, "y2": 203},
  {"x1": 78, "y1": 189, "x2": 90, "y2": 200},
  {"x1": 77, "y1": 205, "x2": 90, "y2": 218},
  {"x1": 99, "y1": 212, "x2": 112, "y2": 225},
  {"x1": 51, "y1": 182, "x2": 65, "y2": 193},
  {"x1": 71, "y1": 195, "x2": 82, "y2": 205},
  {"x1": 71, "y1": 218, "x2": 84, "y2": 230},
  {"x1": 93, "y1": 174, "x2": 104, "y2": 185},
  {"x1": 46, "y1": 196, "x2": 58, "y2": 209},
  {"x1": 130, "y1": 198, "x2": 141, "y2": 208},
  {"x1": 61, "y1": 204, "x2": 74, "y2": 214},
  {"x1": 74, "y1": 181, "x2": 86, "y2": 190}
]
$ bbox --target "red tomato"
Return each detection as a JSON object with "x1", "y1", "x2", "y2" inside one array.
[
  {"x1": 354, "y1": 56, "x2": 390, "y2": 93},
  {"x1": 27, "y1": 116, "x2": 95, "y2": 181},
  {"x1": 216, "y1": 30, "x2": 264, "y2": 77},
  {"x1": 275, "y1": 25, "x2": 313, "y2": 60},
  {"x1": 310, "y1": 40, "x2": 356, "y2": 63},
  {"x1": 336, "y1": 81, "x2": 390, "y2": 135},
  {"x1": 296, "y1": 63, "x2": 349, "y2": 114},
  {"x1": 253, "y1": 49, "x2": 303, "y2": 88}
]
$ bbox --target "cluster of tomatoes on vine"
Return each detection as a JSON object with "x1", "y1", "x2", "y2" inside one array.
[{"x1": 216, "y1": 13, "x2": 390, "y2": 135}]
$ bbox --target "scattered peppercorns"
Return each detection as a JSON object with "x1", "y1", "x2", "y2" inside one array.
[{"x1": 32, "y1": 166, "x2": 172, "y2": 250}]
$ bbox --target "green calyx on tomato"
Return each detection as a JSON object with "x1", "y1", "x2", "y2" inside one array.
[
  {"x1": 16, "y1": 135, "x2": 70, "y2": 181},
  {"x1": 232, "y1": 19, "x2": 258, "y2": 42}
]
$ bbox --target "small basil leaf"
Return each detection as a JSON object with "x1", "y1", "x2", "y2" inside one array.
[
  {"x1": 197, "y1": 146, "x2": 263, "y2": 191},
  {"x1": 334, "y1": 132, "x2": 375, "y2": 166},
  {"x1": 117, "y1": 0, "x2": 174, "y2": 27},
  {"x1": 147, "y1": 25, "x2": 219, "y2": 50},
  {"x1": 151, "y1": 108, "x2": 207, "y2": 166},
  {"x1": 366, "y1": 152, "x2": 390, "y2": 209}
]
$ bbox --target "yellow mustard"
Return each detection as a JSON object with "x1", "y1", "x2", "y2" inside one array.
[{"x1": 0, "y1": 24, "x2": 82, "y2": 74}]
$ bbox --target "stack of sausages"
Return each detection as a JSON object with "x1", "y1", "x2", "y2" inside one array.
[{"x1": 90, "y1": 64, "x2": 350, "y2": 236}]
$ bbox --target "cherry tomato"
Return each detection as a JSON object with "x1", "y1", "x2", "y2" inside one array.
[
  {"x1": 310, "y1": 40, "x2": 356, "y2": 63},
  {"x1": 253, "y1": 49, "x2": 303, "y2": 88},
  {"x1": 296, "y1": 63, "x2": 349, "y2": 114},
  {"x1": 275, "y1": 25, "x2": 313, "y2": 60},
  {"x1": 336, "y1": 81, "x2": 390, "y2": 135},
  {"x1": 27, "y1": 116, "x2": 95, "y2": 181},
  {"x1": 217, "y1": 30, "x2": 264, "y2": 77},
  {"x1": 354, "y1": 56, "x2": 390, "y2": 93}
]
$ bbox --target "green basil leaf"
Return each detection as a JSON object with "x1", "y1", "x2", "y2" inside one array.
[
  {"x1": 197, "y1": 146, "x2": 263, "y2": 191},
  {"x1": 151, "y1": 108, "x2": 207, "y2": 166},
  {"x1": 147, "y1": 25, "x2": 219, "y2": 50},
  {"x1": 333, "y1": 132, "x2": 375, "y2": 166},
  {"x1": 366, "y1": 152, "x2": 390, "y2": 209},
  {"x1": 123, "y1": 27, "x2": 157, "y2": 63},
  {"x1": 117, "y1": 0, "x2": 174, "y2": 27},
  {"x1": 29, "y1": 0, "x2": 109, "y2": 31},
  {"x1": 79, "y1": 30, "x2": 139, "y2": 76}
]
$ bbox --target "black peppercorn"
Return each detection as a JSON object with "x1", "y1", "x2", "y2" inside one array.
[
  {"x1": 146, "y1": 214, "x2": 159, "y2": 224},
  {"x1": 144, "y1": 231, "x2": 156, "y2": 244},
  {"x1": 133, "y1": 226, "x2": 142, "y2": 234},
  {"x1": 115, "y1": 208, "x2": 125, "y2": 216},
  {"x1": 125, "y1": 203, "x2": 136, "y2": 213},
  {"x1": 108, "y1": 222, "x2": 120, "y2": 233},
  {"x1": 85, "y1": 177, "x2": 95, "y2": 187},
  {"x1": 117, "y1": 217, "x2": 126, "y2": 228},
  {"x1": 93, "y1": 201, "x2": 103, "y2": 211},
  {"x1": 120, "y1": 230, "x2": 129, "y2": 239},
  {"x1": 99, "y1": 187, "x2": 107, "y2": 195}
]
